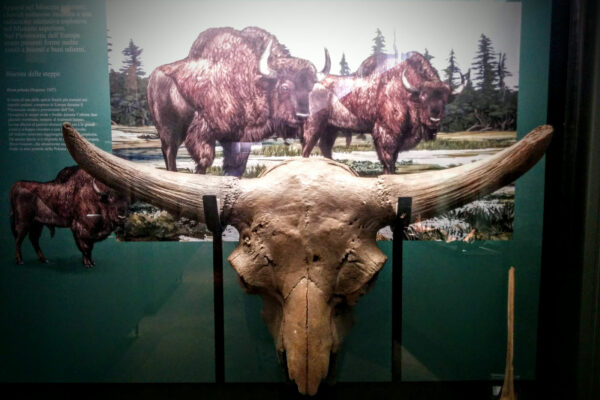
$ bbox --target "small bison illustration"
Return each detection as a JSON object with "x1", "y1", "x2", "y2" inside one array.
[{"x1": 10, "y1": 166, "x2": 130, "y2": 267}]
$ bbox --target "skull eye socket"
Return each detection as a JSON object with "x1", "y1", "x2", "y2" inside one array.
[{"x1": 335, "y1": 249, "x2": 383, "y2": 295}]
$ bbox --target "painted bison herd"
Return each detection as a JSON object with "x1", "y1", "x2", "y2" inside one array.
[
  {"x1": 11, "y1": 26, "x2": 463, "y2": 265},
  {"x1": 147, "y1": 26, "x2": 461, "y2": 176}
]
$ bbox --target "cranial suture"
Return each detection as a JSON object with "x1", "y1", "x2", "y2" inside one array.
[{"x1": 61, "y1": 123, "x2": 551, "y2": 395}]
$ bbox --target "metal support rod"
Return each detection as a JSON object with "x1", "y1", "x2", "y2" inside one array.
[
  {"x1": 392, "y1": 197, "x2": 412, "y2": 382},
  {"x1": 203, "y1": 195, "x2": 225, "y2": 384}
]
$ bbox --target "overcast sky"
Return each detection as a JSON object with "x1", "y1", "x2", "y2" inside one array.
[{"x1": 107, "y1": 0, "x2": 521, "y2": 88}]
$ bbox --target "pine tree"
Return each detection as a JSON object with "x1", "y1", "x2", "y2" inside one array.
[
  {"x1": 339, "y1": 53, "x2": 351, "y2": 75},
  {"x1": 471, "y1": 34, "x2": 497, "y2": 93},
  {"x1": 107, "y1": 30, "x2": 112, "y2": 67},
  {"x1": 116, "y1": 39, "x2": 148, "y2": 125},
  {"x1": 423, "y1": 48, "x2": 434, "y2": 62},
  {"x1": 120, "y1": 39, "x2": 145, "y2": 76},
  {"x1": 443, "y1": 49, "x2": 461, "y2": 89},
  {"x1": 496, "y1": 52, "x2": 512, "y2": 97},
  {"x1": 371, "y1": 29, "x2": 386, "y2": 55}
]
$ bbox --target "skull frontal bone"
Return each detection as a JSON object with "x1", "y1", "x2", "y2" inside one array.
[{"x1": 227, "y1": 160, "x2": 388, "y2": 395}]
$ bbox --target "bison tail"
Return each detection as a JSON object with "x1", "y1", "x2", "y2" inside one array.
[{"x1": 47, "y1": 225, "x2": 56, "y2": 238}]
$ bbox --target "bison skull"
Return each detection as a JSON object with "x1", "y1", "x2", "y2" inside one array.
[{"x1": 61, "y1": 123, "x2": 552, "y2": 395}]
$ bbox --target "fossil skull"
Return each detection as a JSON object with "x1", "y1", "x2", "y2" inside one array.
[{"x1": 62, "y1": 123, "x2": 552, "y2": 395}]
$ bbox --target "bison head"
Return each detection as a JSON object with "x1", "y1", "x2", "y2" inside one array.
[
  {"x1": 62, "y1": 123, "x2": 551, "y2": 395},
  {"x1": 401, "y1": 54, "x2": 465, "y2": 140},
  {"x1": 261, "y1": 41, "x2": 331, "y2": 127},
  {"x1": 92, "y1": 179, "x2": 130, "y2": 226}
]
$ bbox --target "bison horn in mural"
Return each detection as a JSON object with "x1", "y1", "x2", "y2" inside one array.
[
  {"x1": 258, "y1": 40, "x2": 277, "y2": 79},
  {"x1": 401, "y1": 68, "x2": 420, "y2": 93},
  {"x1": 62, "y1": 122, "x2": 552, "y2": 395},
  {"x1": 316, "y1": 48, "x2": 331, "y2": 82}
]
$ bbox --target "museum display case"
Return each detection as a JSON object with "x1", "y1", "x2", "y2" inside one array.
[{"x1": 1, "y1": 0, "x2": 598, "y2": 398}]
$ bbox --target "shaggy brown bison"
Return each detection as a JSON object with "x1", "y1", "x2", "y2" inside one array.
[
  {"x1": 147, "y1": 26, "x2": 330, "y2": 176},
  {"x1": 10, "y1": 166, "x2": 130, "y2": 267},
  {"x1": 302, "y1": 52, "x2": 464, "y2": 173}
]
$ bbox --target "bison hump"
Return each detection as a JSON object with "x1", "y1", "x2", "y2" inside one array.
[
  {"x1": 188, "y1": 26, "x2": 289, "y2": 60},
  {"x1": 158, "y1": 59, "x2": 214, "y2": 108},
  {"x1": 188, "y1": 27, "x2": 239, "y2": 58}
]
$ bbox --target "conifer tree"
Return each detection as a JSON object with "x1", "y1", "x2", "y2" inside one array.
[
  {"x1": 443, "y1": 49, "x2": 461, "y2": 89},
  {"x1": 496, "y1": 52, "x2": 512, "y2": 97},
  {"x1": 120, "y1": 39, "x2": 145, "y2": 76},
  {"x1": 371, "y1": 29, "x2": 386, "y2": 55},
  {"x1": 423, "y1": 48, "x2": 434, "y2": 62},
  {"x1": 107, "y1": 30, "x2": 112, "y2": 67},
  {"x1": 115, "y1": 39, "x2": 148, "y2": 125},
  {"x1": 472, "y1": 34, "x2": 497, "y2": 93},
  {"x1": 339, "y1": 53, "x2": 351, "y2": 75}
]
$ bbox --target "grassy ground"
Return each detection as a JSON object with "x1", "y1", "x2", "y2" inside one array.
[
  {"x1": 112, "y1": 124, "x2": 159, "y2": 135},
  {"x1": 112, "y1": 126, "x2": 516, "y2": 153},
  {"x1": 249, "y1": 131, "x2": 516, "y2": 157}
]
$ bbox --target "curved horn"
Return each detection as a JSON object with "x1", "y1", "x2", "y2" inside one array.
[
  {"x1": 378, "y1": 125, "x2": 553, "y2": 223},
  {"x1": 402, "y1": 69, "x2": 419, "y2": 93},
  {"x1": 259, "y1": 40, "x2": 276, "y2": 79},
  {"x1": 92, "y1": 178, "x2": 108, "y2": 197},
  {"x1": 452, "y1": 72, "x2": 466, "y2": 95},
  {"x1": 317, "y1": 48, "x2": 331, "y2": 81},
  {"x1": 62, "y1": 123, "x2": 239, "y2": 223}
]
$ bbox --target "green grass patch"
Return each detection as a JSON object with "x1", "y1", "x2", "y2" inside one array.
[
  {"x1": 206, "y1": 164, "x2": 267, "y2": 178},
  {"x1": 250, "y1": 142, "x2": 375, "y2": 157},
  {"x1": 415, "y1": 138, "x2": 515, "y2": 151},
  {"x1": 338, "y1": 160, "x2": 444, "y2": 176},
  {"x1": 251, "y1": 145, "x2": 302, "y2": 157},
  {"x1": 330, "y1": 143, "x2": 374, "y2": 153}
]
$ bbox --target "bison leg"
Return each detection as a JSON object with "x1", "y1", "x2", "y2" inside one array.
[
  {"x1": 73, "y1": 235, "x2": 95, "y2": 267},
  {"x1": 185, "y1": 115, "x2": 216, "y2": 174},
  {"x1": 148, "y1": 68, "x2": 194, "y2": 172},
  {"x1": 372, "y1": 123, "x2": 399, "y2": 174},
  {"x1": 161, "y1": 140, "x2": 181, "y2": 172},
  {"x1": 302, "y1": 112, "x2": 328, "y2": 157},
  {"x1": 29, "y1": 223, "x2": 48, "y2": 263},
  {"x1": 317, "y1": 127, "x2": 338, "y2": 159},
  {"x1": 222, "y1": 142, "x2": 252, "y2": 177},
  {"x1": 14, "y1": 228, "x2": 27, "y2": 265}
]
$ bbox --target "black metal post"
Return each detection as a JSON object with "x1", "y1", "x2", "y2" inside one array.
[
  {"x1": 203, "y1": 195, "x2": 225, "y2": 384},
  {"x1": 392, "y1": 197, "x2": 412, "y2": 382}
]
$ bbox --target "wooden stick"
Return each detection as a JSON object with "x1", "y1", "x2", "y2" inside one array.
[{"x1": 500, "y1": 266, "x2": 516, "y2": 400}]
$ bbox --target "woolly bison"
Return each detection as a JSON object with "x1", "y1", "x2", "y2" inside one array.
[
  {"x1": 302, "y1": 52, "x2": 464, "y2": 173},
  {"x1": 147, "y1": 26, "x2": 330, "y2": 176},
  {"x1": 10, "y1": 166, "x2": 130, "y2": 267}
]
